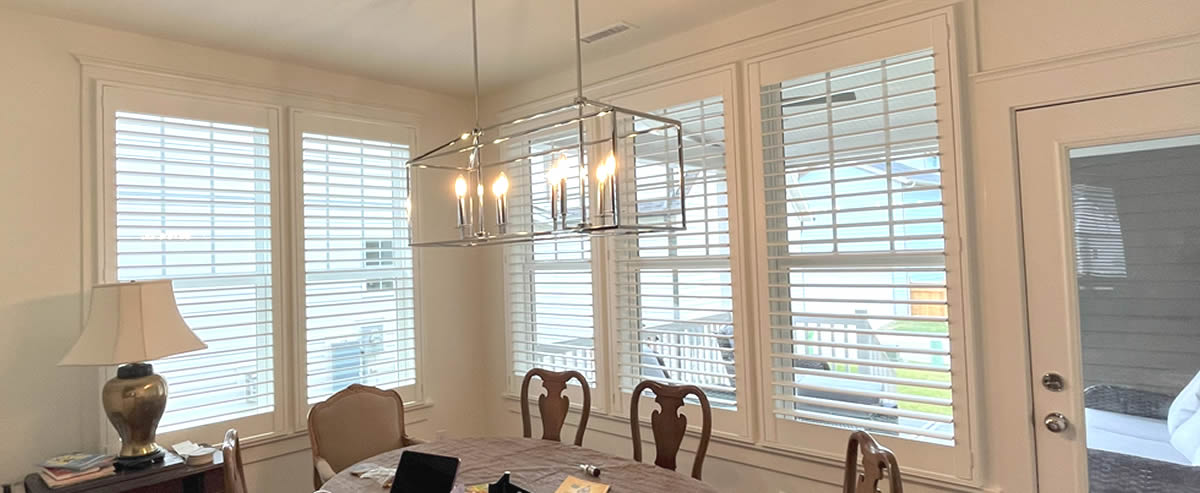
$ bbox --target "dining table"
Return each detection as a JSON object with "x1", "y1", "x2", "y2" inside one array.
[{"x1": 319, "y1": 436, "x2": 720, "y2": 493}]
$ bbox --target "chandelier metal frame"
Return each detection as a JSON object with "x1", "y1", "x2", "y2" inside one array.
[{"x1": 407, "y1": 0, "x2": 687, "y2": 247}]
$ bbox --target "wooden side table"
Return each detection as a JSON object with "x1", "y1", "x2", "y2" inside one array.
[{"x1": 24, "y1": 452, "x2": 226, "y2": 493}]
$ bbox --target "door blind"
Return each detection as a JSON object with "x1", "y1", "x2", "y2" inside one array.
[
  {"x1": 302, "y1": 132, "x2": 416, "y2": 403},
  {"x1": 507, "y1": 131, "x2": 596, "y2": 383},
  {"x1": 114, "y1": 111, "x2": 275, "y2": 433},
  {"x1": 614, "y1": 97, "x2": 737, "y2": 408},
  {"x1": 760, "y1": 49, "x2": 956, "y2": 443}
]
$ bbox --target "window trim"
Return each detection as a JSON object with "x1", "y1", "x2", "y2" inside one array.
[
  {"x1": 500, "y1": 128, "x2": 605, "y2": 415},
  {"x1": 96, "y1": 82, "x2": 287, "y2": 447},
  {"x1": 490, "y1": 7, "x2": 977, "y2": 486},
  {"x1": 601, "y1": 67, "x2": 753, "y2": 439},
  {"x1": 743, "y1": 17, "x2": 975, "y2": 477},
  {"x1": 288, "y1": 109, "x2": 425, "y2": 430},
  {"x1": 90, "y1": 72, "x2": 430, "y2": 450},
  {"x1": 501, "y1": 66, "x2": 754, "y2": 438}
]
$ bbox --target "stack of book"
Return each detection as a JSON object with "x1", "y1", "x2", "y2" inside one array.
[{"x1": 38, "y1": 453, "x2": 116, "y2": 489}]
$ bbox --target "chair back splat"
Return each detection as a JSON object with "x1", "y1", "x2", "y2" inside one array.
[
  {"x1": 520, "y1": 368, "x2": 592, "y2": 446},
  {"x1": 629, "y1": 380, "x2": 712, "y2": 480}
]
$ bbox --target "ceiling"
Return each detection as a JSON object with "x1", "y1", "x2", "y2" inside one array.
[{"x1": 1, "y1": 0, "x2": 778, "y2": 96}]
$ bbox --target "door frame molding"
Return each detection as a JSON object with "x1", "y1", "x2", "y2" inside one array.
[
  {"x1": 968, "y1": 33, "x2": 1200, "y2": 492},
  {"x1": 1016, "y1": 83, "x2": 1200, "y2": 492}
]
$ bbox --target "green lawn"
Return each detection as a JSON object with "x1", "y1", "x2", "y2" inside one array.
[
  {"x1": 894, "y1": 368, "x2": 952, "y2": 415},
  {"x1": 805, "y1": 321, "x2": 953, "y2": 416},
  {"x1": 884, "y1": 320, "x2": 949, "y2": 334},
  {"x1": 881, "y1": 321, "x2": 953, "y2": 416}
]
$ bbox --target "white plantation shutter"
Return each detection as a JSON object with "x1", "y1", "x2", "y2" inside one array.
[
  {"x1": 113, "y1": 111, "x2": 275, "y2": 434},
  {"x1": 507, "y1": 131, "x2": 597, "y2": 383},
  {"x1": 760, "y1": 49, "x2": 957, "y2": 444},
  {"x1": 301, "y1": 132, "x2": 416, "y2": 403},
  {"x1": 614, "y1": 97, "x2": 738, "y2": 408}
]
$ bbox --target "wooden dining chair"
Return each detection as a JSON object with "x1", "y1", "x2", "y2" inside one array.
[
  {"x1": 221, "y1": 429, "x2": 247, "y2": 493},
  {"x1": 307, "y1": 384, "x2": 421, "y2": 489},
  {"x1": 843, "y1": 430, "x2": 904, "y2": 493},
  {"x1": 629, "y1": 380, "x2": 712, "y2": 480},
  {"x1": 520, "y1": 368, "x2": 592, "y2": 446}
]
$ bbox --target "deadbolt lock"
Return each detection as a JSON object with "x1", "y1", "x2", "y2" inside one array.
[{"x1": 1042, "y1": 372, "x2": 1065, "y2": 392}]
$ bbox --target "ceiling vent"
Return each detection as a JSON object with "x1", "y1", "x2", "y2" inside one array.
[{"x1": 581, "y1": 22, "x2": 635, "y2": 44}]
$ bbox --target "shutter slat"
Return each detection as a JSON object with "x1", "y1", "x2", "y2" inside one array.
[
  {"x1": 616, "y1": 96, "x2": 739, "y2": 409},
  {"x1": 774, "y1": 393, "x2": 952, "y2": 424},
  {"x1": 114, "y1": 112, "x2": 275, "y2": 433},
  {"x1": 301, "y1": 132, "x2": 417, "y2": 401},
  {"x1": 773, "y1": 407, "x2": 954, "y2": 441},
  {"x1": 762, "y1": 49, "x2": 957, "y2": 444},
  {"x1": 505, "y1": 129, "x2": 597, "y2": 383}
]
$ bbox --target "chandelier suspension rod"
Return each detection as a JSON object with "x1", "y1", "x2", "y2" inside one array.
[
  {"x1": 573, "y1": 0, "x2": 586, "y2": 226},
  {"x1": 471, "y1": 0, "x2": 481, "y2": 129},
  {"x1": 574, "y1": 0, "x2": 584, "y2": 101}
]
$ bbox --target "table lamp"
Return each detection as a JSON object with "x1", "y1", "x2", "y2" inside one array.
[{"x1": 59, "y1": 280, "x2": 207, "y2": 469}]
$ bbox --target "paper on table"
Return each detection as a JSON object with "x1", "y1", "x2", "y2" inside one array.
[
  {"x1": 554, "y1": 475, "x2": 610, "y2": 493},
  {"x1": 171, "y1": 441, "x2": 203, "y2": 456},
  {"x1": 346, "y1": 463, "x2": 381, "y2": 475},
  {"x1": 171, "y1": 441, "x2": 215, "y2": 465},
  {"x1": 358, "y1": 466, "x2": 396, "y2": 487}
]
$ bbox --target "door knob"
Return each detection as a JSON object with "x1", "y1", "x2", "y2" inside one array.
[{"x1": 1044, "y1": 412, "x2": 1069, "y2": 433}]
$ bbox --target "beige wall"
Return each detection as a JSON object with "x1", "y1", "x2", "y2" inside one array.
[
  {"x1": 3, "y1": 0, "x2": 1200, "y2": 492},
  {"x1": 478, "y1": 1, "x2": 1200, "y2": 492},
  {"x1": 973, "y1": 0, "x2": 1200, "y2": 72},
  {"x1": 0, "y1": 7, "x2": 483, "y2": 492}
]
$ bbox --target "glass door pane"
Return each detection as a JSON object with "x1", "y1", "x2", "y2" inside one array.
[{"x1": 1069, "y1": 135, "x2": 1200, "y2": 492}]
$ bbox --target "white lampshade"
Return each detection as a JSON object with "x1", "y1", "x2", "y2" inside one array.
[{"x1": 59, "y1": 280, "x2": 207, "y2": 366}]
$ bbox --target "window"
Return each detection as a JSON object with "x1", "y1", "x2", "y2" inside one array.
[
  {"x1": 500, "y1": 72, "x2": 746, "y2": 433},
  {"x1": 112, "y1": 109, "x2": 276, "y2": 436},
  {"x1": 506, "y1": 130, "x2": 597, "y2": 384},
  {"x1": 301, "y1": 130, "x2": 416, "y2": 404},
  {"x1": 758, "y1": 46, "x2": 962, "y2": 448},
  {"x1": 99, "y1": 85, "x2": 426, "y2": 445},
  {"x1": 614, "y1": 96, "x2": 738, "y2": 409}
]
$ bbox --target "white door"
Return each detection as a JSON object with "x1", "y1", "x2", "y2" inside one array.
[{"x1": 1018, "y1": 83, "x2": 1200, "y2": 492}]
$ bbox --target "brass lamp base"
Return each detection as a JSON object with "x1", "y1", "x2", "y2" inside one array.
[{"x1": 103, "y1": 363, "x2": 168, "y2": 469}]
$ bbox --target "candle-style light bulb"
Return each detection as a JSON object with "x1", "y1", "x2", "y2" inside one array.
[
  {"x1": 547, "y1": 157, "x2": 562, "y2": 186},
  {"x1": 549, "y1": 155, "x2": 569, "y2": 228},
  {"x1": 492, "y1": 172, "x2": 510, "y2": 197},
  {"x1": 454, "y1": 175, "x2": 467, "y2": 198},
  {"x1": 454, "y1": 175, "x2": 468, "y2": 228},
  {"x1": 493, "y1": 172, "x2": 509, "y2": 229},
  {"x1": 596, "y1": 153, "x2": 618, "y2": 218},
  {"x1": 596, "y1": 153, "x2": 615, "y2": 182}
]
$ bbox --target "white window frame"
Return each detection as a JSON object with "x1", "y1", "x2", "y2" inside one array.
[
  {"x1": 602, "y1": 68, "x2": 753, "y2": 438},
  {"x1": 501, "y1": 67, "x2": 751, "y2": 436},
  {"x1": 94, "y1": 79, "x2": 428, "y2": 450},
  {"x1": 744, "y1": 18, "x2": 973, "y2": 476},
  {"x1": 96, "y1": 83, "x2": 286, "y2": 447},
  {"x1": 501, "y1": 126, "x2": 603, "y2": 414},
  {"x1": 289, "y1": 109, "x2": 424, "y2": 427}
]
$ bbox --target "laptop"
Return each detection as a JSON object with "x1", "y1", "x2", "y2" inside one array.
[{"x1": 389, "y1": 450, "x2": 461, "y2": 493}]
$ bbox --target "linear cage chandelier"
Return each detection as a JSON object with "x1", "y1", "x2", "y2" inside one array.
[{"x1": 407, "y1": 0, "x2": 687, "y2": 247}]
